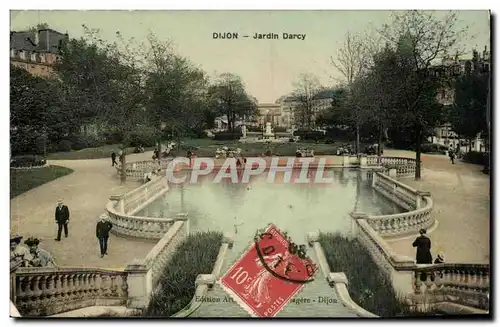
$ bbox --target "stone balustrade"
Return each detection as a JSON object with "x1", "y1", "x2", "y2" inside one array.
[
  {"x1": 412, "y1": 264, "x2": 490, "y2": 311},
  {"x1": 118, "y1": 159, "x2": 173, "y2": 180},
  {"x1": 367, "y1": 173, "x2": 434, "y2": 237},
  {"x1": 12, "y1": 267, "x2": 128, "y2": 316},
  {"x1": 125, "y1": 220, "x2": 189, "y2": 309},
  {"x1": 106, "y1": 176, "x2": 187, "y2": 240}
]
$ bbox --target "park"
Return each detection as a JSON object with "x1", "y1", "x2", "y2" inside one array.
[{"x1": 10, "y1": 10, "x2": 490, "y2": 318}]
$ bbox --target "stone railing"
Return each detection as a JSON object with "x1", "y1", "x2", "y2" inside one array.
[
  {"x1": 307, "y1": 231, "x2": 378, "y2": 318},
  {"x1": 366, "y1": 156, "x2": 417, "y2": 177},
  {"x1": 12, "y1": 267, "x2": 128, "y2": 316},
  {"x1": 352, "y1": 216, "x2": 490, "y2": 311},
  {"x1": 365, "y1": 173, "x2": 434, "y2": 237},
  {"x1": 172, "y1": 234, "x2": 234, "y2": 318},
  {"x1": 106, "y1": 176, "x2": 188, "y2": 240},
  {"x1": 113, "y1": 176, "x2": 168, "y2": 215},
  {"x1": 117, "y1": 159, "x2": 173, "y2": 180},
  {"x1": 125, "y1": 220, "x2": 189, "y2": 309},
  {"x1": 412, "y1": 264, "x2": 490, "y2": 311}
]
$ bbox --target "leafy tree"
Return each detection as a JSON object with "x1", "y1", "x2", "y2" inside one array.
[
  {"x1": 208, "y1": 73, "x2": 257, "y2": 132},
  {"x1": 449, "y1": 49, "x2": 489, "y2": 151},
  {"x1": 377, "y1": 10, "x2": 467, "y2": 179}
]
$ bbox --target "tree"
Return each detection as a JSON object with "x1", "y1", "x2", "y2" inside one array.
[
  {"x1": 377, "y1": 10, "x2": 467, "y2": 180},
  {"x1": 331, "y1": 32, "x2": 379, "y2": 153},
  {"x1": 28, "y1": 22, "x2": 49, "y2": 33},
  {"x1": 291, "y1": 73, "x2": 322, "y2": 129},
  {"x1": 208, "y1": 73, "x2": 257, "y2": 132},
  {"x1": 449, "y1": 49, "x2": 489, "y2": 151}
]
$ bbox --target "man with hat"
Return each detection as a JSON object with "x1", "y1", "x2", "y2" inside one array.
[
  {"x1": 55, "y1": 198, "x2": 70, "y2": 241},
  {"x1": 412, "y1": 228, "x2": 433, "y2": 264},
  {"x1": 96, "y1": 214, "x2": 113, "y2": 258},
  {"x1": 10, "y1": 235, "x2": 29, "y2": 271},
  {"x1": 24, "y1": 237, "x2": 56, "y2": 267}
]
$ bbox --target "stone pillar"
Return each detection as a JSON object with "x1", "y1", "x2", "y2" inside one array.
[
  {"x1": 222, "y1": 233, "x2": 235, "y2": 249},
  {"x1": 371, "y1": 172, "x2": 377, "y2": 188},
  {"x1": 342, "y1": 155, "x2": 350, "y2": 167},
  {"x1": 388, "y1": 168, "x2": 397, "y2": 178},
  {"x1": 124, "y1": 262, "x2": 152, "y2": 310},
  {"x1": 349, "y1": 212, "x2": 368, "y2": 237},
  {"x1": 359, "y1": 155, "x2": 368, "y2": 168}
]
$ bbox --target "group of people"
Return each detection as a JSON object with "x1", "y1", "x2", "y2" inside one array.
[
  {"x1": 10, "y1": 235, "x2": 56, "y2": 271},
  {"x1": 412, "y1": 228, "x2": 445, "y2": 264}
]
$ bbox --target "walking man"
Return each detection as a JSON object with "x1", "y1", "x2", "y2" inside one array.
[
  {"x1": 54, "y1": 198, "x2": 70, "y2": 241},
  {"x1": 412, "y1": 228, "x2": 433, "y2": 264},
  {"x1": 96, "y1": 214, "x2": 113, "y2": 258},
  {"x1": 111, "y1": 151, "x2": 118, "y2": 166}
]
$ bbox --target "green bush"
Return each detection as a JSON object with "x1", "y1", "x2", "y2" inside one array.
[
  {"x1": 213, "y1": 131, "x2": 242, "y2": 141},
  {"x1": 69, "y1": 135, "x2": 103, "y2": 150},
  {"x1": 319, "y1": 233, "x2": 429, "y2": 317},
  {"x1": 56, "y1": 140, "x2": 72, "y2": 152},
  {"x1": 145, "y1": 231, "x2": 223, "y2": 317},
  {"x1": 420, "y1": 143, "x2": 448, "y2": 154},
  {"x1": 463, "y1": 151, "x2": 489, "y2": 166}
]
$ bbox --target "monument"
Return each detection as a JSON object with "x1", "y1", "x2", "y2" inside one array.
[{"x1": 263, "y1": 122, "x2": 274, "y2": 139}]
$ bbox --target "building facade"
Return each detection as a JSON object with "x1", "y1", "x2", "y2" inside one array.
[{"x1": 10, "y1": 28, "x2": 68, "y2": 78}]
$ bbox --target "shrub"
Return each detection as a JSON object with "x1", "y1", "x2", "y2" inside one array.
[
  {"x1": 463, "y1": 151, "x2": 489, "y2": 166},
  {"x1": 102, "y1": 130, "x2": 124, "y2": 145},
  {"x1": 419, "y1": 143, "x2": 448, "y2": 154},
  {"x1": 213, "y1": 131, "x2": 242, "y2": 141},
  {"x1": 145, "y1": 231, "x2": 223, "y2": 317},
  {"x1": 273, "y1": 126, "x2": 287, "y2": 133},
  {"x1": 10, "y1": 155, "x2": 47, "y2": 168},
  {"x1": 69, "y1": 135, "x2": 103, "y2": 151},
  {"x1": 293, "y1": 130, "x2": 326, "y2": 141},
  {"x1": 319, "y1": 233, "x2": 426, "y2": 317},
  {"x1": 56, "y1": 139, "x2": 72, "y2": 152}
]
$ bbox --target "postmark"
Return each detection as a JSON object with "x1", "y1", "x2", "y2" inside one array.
[{"x1": 219, "y1": 223, "x2": 318, "y2": 317}]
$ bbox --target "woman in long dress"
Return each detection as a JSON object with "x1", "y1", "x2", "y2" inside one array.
[{"x1": 243, "y1": 252, "x2": 290, "y2": 307}]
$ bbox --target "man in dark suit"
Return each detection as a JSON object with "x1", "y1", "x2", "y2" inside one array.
[
  {"x1": 96, "y1": 214, "x2": 113, "y2": 258},
  {"x1": 54, "y1": 198, "x2": 70, "y2": 241},
  {"x1": 412, "y1": 228, "x2": 432, "y2": 264}
]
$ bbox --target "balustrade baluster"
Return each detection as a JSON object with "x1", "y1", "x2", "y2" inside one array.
[{"x1": 413, "y1": 272, "x2": 423, "y2": 293}]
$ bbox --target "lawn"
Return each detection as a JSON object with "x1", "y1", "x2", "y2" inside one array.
[
  {"x1": 174, "y1": 138, "x2": 356, "y2": 157},
  {"x1": 10, "y1": 165, "x2": 74, "y2": 199},
  {"x1": 45, "y1": 139, "x2": 359, "y2": 160},
  {"x1": 46, "y1": 144, "x2": 156, "y2": 160},
  {"x1": 145, "y1": 231, "x2": 222, "y2": 317}
]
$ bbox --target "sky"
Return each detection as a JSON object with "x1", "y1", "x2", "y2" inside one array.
[{"x1": 10, "y1": 10, "x2": 490, "y2": 103}]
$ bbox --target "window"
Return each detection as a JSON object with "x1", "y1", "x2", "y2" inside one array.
[
  {"x1": 19, "y1": 51, "x2": 25, "y2": 60},
  {"x1": 31, "y1": 52, "x2": 37, "y2": 62}
]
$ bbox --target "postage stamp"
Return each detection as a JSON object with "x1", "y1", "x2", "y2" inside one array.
[{"x1": 219, "y1": 224, "x2": 318, "y2": 317}]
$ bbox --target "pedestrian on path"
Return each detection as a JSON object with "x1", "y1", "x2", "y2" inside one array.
[
  {"x1": 54, "y1": 198, "x2": 70, "y2": 241},
  {"x1": 96, "y1": 214, "x2": 113, "y2": 258},
  {"x1": 448, "y1": 148, "x2": 456, "y2": 164},
  {"x1": 412, "y1": 228, "x2": 432, "y2": 264},
  {"x1": 111, "y1": 151, "x2": 118, "y2": 166}
]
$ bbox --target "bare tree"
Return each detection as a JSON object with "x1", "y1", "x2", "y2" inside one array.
[
  {"x1": 292, "y1": 73, "x2": 322, "y2": 129},
  {"x1": 331, "y1": 31, "x2": 380, "y2": 153}
]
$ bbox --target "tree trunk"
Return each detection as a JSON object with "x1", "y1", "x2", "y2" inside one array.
[
  {"x1": 415, "y1": 125, "x2": 422, "y2": 180},
  {"x1": 356, "y1": 123, "x2": 360, "y2": 155},
  {"x1": 377, "y1": 125, "x2": 383, "y2": 164}
]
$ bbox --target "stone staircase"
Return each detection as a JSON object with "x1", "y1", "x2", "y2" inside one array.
[{"x1": 190, "y1": 243, "x2": 358, "y2": 317}]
